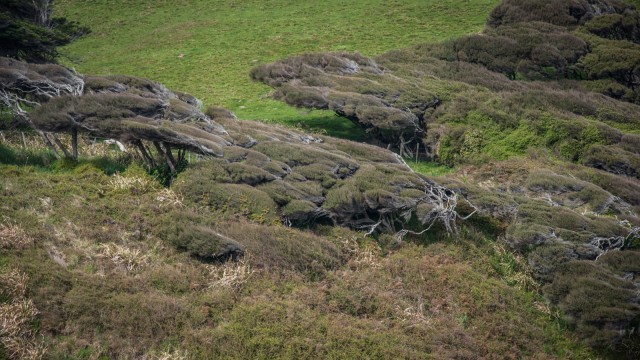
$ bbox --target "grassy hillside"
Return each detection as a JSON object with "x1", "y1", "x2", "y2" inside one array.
[
  {"x1": 56, "y1": 0, "x2": 498, "y2": 137},
  {"x1": 0, "y1": 136, "x2": 596, "y2": 358},
  {"x1": 2, "y1": 0, "x2": 639, "y2": 358}
]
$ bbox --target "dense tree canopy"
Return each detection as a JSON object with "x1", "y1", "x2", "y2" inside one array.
[{"x1": 0, "y1": 0, "x2": 89, "y2": 63}]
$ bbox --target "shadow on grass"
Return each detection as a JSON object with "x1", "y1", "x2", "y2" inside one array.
[
  {"x1": 0, "y1": 143, "x2": 57, "y2": 168},
  {"x1": 265, "y1": 112, "x2": 370, "y2": 142},
  {"x1": 1, "y1": 143, "x2": 130, "y2": 175}
]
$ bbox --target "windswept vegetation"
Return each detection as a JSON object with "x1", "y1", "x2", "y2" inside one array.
[
  {"x1": 1, "y1": 0, "x2": 639, "y2": 359},
  {"x1": 55, "y1": 0, "x2": 499, "y2": 135},
  {"x1": 0, "y1": 149, "x2": 597, "y2": 358}
]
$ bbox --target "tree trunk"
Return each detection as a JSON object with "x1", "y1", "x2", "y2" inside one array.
[
  {"x1": 135, "y1": 140, "x2": 155, "y2": 168},
  {"x1": 38, "y1": 131, "x2": 60, "y2": 159},
  {"x1": 177, "y1": 148, "x2": 185, "y2": 164},
  {"x1": 163, "y1": 142, "x2": 177, "y2": 168},
  {"x1": 71, "y1": 128, "x2": 78, "y2": 160},
  {"x1": 52, "y1": 134, "x2": 72, "y2": 159},
  {"x1": 153, "y1": 141, "x2": 176, "y2": 173}
]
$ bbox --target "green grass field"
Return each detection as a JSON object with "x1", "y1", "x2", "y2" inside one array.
[{"x1": 57, "y1": 0, "x2": 498, "y2": 136}]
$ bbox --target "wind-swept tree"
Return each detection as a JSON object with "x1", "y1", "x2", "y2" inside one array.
[
  {"x1": 0, "y1": 0, "x2": 89, "y2": 156},
  {"x1": 0, "y1": 0, "x2": 89, "y2": 63},
  {"x1": 0, "y1": 56, "x2": 84, "y2": 157},
  {"x1": 0, "y1": 56, "x2": 227, "y2": 166}
]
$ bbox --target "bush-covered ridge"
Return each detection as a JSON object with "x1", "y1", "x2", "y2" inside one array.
[
  {"x1": 1, "y1": 0, "x2": 639, "y2": 358},
  {"x1": 0, "y1": 156, "x2": 598, "y2": 359},
  {"x1": 254, "y1": 0, "x2": 640, "y2": 169},
  {"x1": 252, "y1": 0, "x2": 640, "y2": 353},
  {"x1": 438, "y1": 157, "x2": 640, "y2": 350}
]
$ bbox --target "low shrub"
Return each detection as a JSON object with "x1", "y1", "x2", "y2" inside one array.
[
  {"x1": 543, "y1": 260, "x2": 640, "y2": 350},
  {"x1": 155, "y1": 211, "x2": 243, "y2": 261},
  {"x1": 581, "y1": 144, "x2": 640, "y2": 178}
]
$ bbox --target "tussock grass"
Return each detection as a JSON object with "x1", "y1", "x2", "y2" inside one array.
[
  {"x1": 207, "y1": 257, "x2": 254, "y2": 291},
  {"x1": 0, "y1": 221, "x2": 34, "y2": 251},
  {"x1": 98, "y1": 243, "x2": 151, "y2": 272},
  {"x1": 108, "y1": 173, "x2": 155, "y2": 192},
  {"x1": 0, "y1": 268, "x2": 47, "y2": 360}
]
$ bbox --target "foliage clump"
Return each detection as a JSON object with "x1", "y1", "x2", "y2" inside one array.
[
  {"x1": 439, "y1": 158, "x2": 640, "y2": 351},
  {"x1": 251, "y1": 52, "x2": 438, "y2": 155},
  {"x1": 177, "y1": 117, "x2": 463, "y2": 235},
  {"x1": 544, "y1": 260, "x2": 640, "y2": 350},
  {"x1": 0, "y1": 0, "x2": 89, "y2": 63},
  {"x1": 487, "y1": 0, "x2": 634, "y2": 28},
  {"x1": 253, "y1": 0, "x2": 640, "y2": 175}
]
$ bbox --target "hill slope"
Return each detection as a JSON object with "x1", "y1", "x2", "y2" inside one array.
[
  {"x1": 1, "y1": 0, "x2": 639, "y2": 358},
  {"x1": 56, "y1": 0, "x2": 499, "y2": 135}
]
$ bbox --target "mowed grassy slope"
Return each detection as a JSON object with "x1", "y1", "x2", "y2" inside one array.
[{"x1": 56, "y1": 0, "x2": 498, "y2": 137}]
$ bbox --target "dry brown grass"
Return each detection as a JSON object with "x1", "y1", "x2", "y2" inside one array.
[
  {"x1": 0, "y1": 269, "x2": 46, "y2": 360},
  {"x1": 0, "y1": 268, "x2": 28, "y2": 299},
  {"x1": 0, "y1": 131, "x2": 118, "y2": 158},
  {"x1": 0, "y1": 132, "x2": 46, "y2": 150},
  {"x1": 108, "y1": 173, "x2": 155, "y2": 193},
  {"x1": 341, "y1": 235, "x2": 382, "y2": 270},
  {"x1": 207, "y1": 257, "x2": 255, "y2": 291},
  {"x1": 143, "y1": 348, "x2": 190, "y2": 360},
  {"x1": 398, "y1": 302, "x2": 432, "y2": 327},
  {"x1": 155, "y1": 188, "x2": 184, "y2": 208},
  {"x1": 98, "y1": 243, "x2": 151, "y2": 272},
  {"x1": 0, "y1": 221, "x2": 34, "y2": 251},
  {"x1": 492, "y1": 242, "x2": 539, "y2": 292}
]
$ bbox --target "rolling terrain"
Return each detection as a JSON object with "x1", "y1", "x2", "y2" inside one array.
[
  {"x1": 1, "y1": 0, "x2": 639, "y2": 359},
  {"x1": 56, "y1": 0, "x2": 499, "y2": 140}
]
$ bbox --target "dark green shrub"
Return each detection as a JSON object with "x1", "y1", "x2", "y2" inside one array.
[
  {"x1": 543, "y1": 260, "x2": 640, "y2": 349},
  {"x1": 585, "y1": 13, "x2": 640, "y2": 43},
  {"x1": 216, "y1": 221, "x2": 343, "y2": 275},
  {"x1": 527, "y1": 244, "x2": 578, "y2": 282},
  {"x1": 454, "y1": 34, "x2": 518, "y2": 79},
  {"x1": 581, "y1": 42, "x2": 640, "y2": 90},
  {"x1": 504, "y1": 223, "x2": 553, "y2": 251},
  {"x1": 155, "y1": 210, "x2": 243, "y2": 261},
  {"x1": 205, "y1": 105, "x2": 235, "y2": 120},
  {"x1": 487, "y1": 0, "x2": 631, "y2": 28},
  {"x1": 598, "y1": 250, "x2": 640, "y2": 275},
  {"x1": 582, "y1": 144, "x2": 640, "y2": 178},
  {"x1": 176, "y1": 160, "x2": 280, "y2": 221},
  {"x1": 581, "y1": 79, "x2": 635, "y2": 100},
  {"x1": 621, "y1": 133, "x2": 640, "y2": 154}
]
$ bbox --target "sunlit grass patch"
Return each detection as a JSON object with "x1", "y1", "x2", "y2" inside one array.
[
  {"x1": 407, "y1": 160, "x2": 455, "y2": 177},
  {"x1": 57, "y1": 0, "x2": 498, "y2": 134}
]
